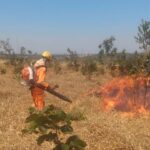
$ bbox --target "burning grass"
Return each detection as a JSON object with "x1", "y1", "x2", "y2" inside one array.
[{"x1": 88, "y1": 76, "x2": 150, "y2": 116}]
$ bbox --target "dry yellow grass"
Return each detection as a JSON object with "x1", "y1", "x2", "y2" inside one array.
[{"x1": 0, "y1": 61, "x2": 150, "y2": 150}]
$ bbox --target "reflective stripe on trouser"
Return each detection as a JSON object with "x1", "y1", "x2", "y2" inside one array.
[{"x1": 31, "y1": 87, "x2": 45, "y2": 110}]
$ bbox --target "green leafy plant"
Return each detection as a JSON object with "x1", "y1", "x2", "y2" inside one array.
[{"x1": 22, "y1": 105, "x2": 86, "y2": 150}]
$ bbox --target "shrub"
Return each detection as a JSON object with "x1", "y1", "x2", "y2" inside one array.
[
  {"x1": 22, "y1": 105, "x2": 86, "y2": 150},
  {"x1": 66, "y1": 48, "x2": 80, "y2": 71},
  {"x1": 98, "y1": 66, "x2": 105, "y2": 75},
  {"x1": 81, "y1": 57, "x2": 97, "y2": 79},
  {"x1": 143, "y1": 53, "x2": 150, "y2": 75},
  {"x1": 119, "y1": 53, "x2": 145, "y2": 75},
  {"x1": 53, "y1": 59, "x2": 62, "y2": 74}
]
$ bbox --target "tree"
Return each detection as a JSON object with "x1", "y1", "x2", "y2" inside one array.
[
  {"x1": 111, "y1": 47, "x2": 117, "y2": 56},
  {"x1": 0, "y1": 39, "x2": 14, "y2": 55},
  {"x1": 135, "y1": 19, "x2": 150, "y2": 53},
  {"x1": 20, "y1": 46, "x2": 26, "y2": 55},
  {"x1": 99, "y1": 36, "x2": 116, "y2": 56},
  {"x1": 27, "y1": 50, "x2": 32, "y2": 55},
  {"x1": 98, "y1": 36, "x2": 117, "y2": 65},
  {"x1": 81, "y1": 57, "x2": 97, "y2": 80},
  {"x1": 98, "y1": 49, "x2": 105, "y2": 63}
]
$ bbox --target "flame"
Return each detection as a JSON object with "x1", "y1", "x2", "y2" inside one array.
[{"x1": 89, "y1": 76, "x2": 150, "y2": 116}]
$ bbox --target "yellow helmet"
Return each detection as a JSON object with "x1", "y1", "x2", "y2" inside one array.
[{"x1": 41, "y1": 51, "x2": 52, "y2": 60}]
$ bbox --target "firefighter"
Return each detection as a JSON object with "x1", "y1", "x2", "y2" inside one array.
[
  {"x1": 29, "y1": 51, "x2": 55, "y2": 110},
  {"x1": 21, "y1": 50, "x2": 72, "y2": 110}
]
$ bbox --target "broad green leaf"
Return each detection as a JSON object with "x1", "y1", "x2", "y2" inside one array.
[
  {"x1": 27, "y1": 121, "x2": 39, "y2": 133},
  {"x1": 49, "y1": 110, "x2": 66, "y2": 121},
  {"x1": 37, "y1": 132, "x2": 57, "y2": 145},
  {"x1": 53, "y1": 143, "x2": 70, "y2": 150},
  {"x1": 66, "y1": 135, "x2": 87, "y2": 149},
  {"x1": 60, "y1": 124, "x2": 73, "y2": 133},
  {"x1": 42, "y1": 105, "x2": 55, "y2": 114},
  {"x1": 38, "y1": 126, "x2": 47, "y2": 133},
  {"x1": 26, "y1": 114, "x2": 39, "y2": 123}
]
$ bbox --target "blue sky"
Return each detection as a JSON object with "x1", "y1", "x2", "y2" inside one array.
[{"x1": 0, "y1": 0, "x2": 150, "y2": 54}]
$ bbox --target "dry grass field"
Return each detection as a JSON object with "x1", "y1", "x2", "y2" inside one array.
[{"x1": 0, "y1": 60, "x2": 150, "y2": 150}]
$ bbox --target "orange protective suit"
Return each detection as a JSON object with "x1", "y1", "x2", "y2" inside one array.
[{"x1": 31, "y1": 59, "x2": 49, "y2": 110}]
